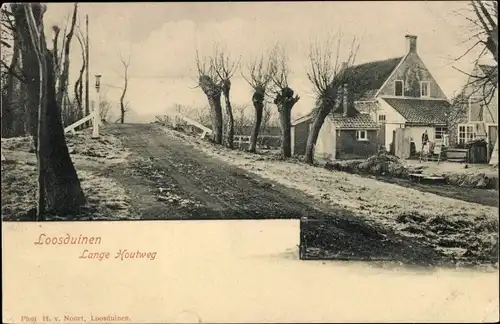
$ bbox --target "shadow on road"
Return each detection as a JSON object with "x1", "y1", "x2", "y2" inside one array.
[{"x1": 299, "y1": 215, "x2": 499, "y2": 269}]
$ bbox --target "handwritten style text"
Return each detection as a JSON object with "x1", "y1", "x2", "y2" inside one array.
[
  {"x1": 79, "y1": 249, "x2": 157, "y2": 261},
  {"x1": 34, "y1": 234, "x2": 102, "y2": 245}
]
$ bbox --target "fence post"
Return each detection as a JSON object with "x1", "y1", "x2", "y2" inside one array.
[
  {"x1": 92, "y1": 75, "x2": 101, "y2": 138},
  {"x1": 92, "y1": 96, "x2": 100, "y2": 138}
]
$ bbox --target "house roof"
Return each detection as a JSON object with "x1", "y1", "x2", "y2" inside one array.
[
  {"x1": 329, "y1": 113, "x2": 379, "y2": 129},
  {"x1": 291, "y1": 113, "x2": 314, "y2": 126},
  {"x1": 346, "y1": 57, "x2": 404, "y2": 101},
  {"x1": 354, "y1": 101, "x2": 379, "y2": 114},
  {"x1": 291, "y1": 56, "x2": 404, "y2": 125},
  {"x1": 383, "y1": 98, "x2": 450, "y2": 125}
]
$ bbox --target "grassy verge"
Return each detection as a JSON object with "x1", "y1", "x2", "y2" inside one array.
[
  {"x1": 1, "y1": 129, "x2": 133, "y2": 221},
  {"x1": 163, "y1": 126, "x2": 499, "y2": 266}
]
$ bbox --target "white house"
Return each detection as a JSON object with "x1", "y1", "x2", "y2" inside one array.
[{"x1": 291, "y1": 34, "x2": 451, "y2": 160}]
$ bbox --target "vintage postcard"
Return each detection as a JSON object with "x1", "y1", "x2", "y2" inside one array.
[{"x1": 1, "y1": 1, "x2": 499, "y2": 323}]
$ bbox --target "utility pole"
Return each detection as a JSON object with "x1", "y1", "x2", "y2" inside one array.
[
  {"x1": 92, "y1": 74, "x2": 101, "y2": 138},
  {"x1": 85, "y1": 14, "x2": 90, "y2": 127}
]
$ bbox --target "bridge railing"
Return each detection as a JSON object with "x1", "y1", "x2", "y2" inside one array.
[
  {"x1": 156, "y1": 113, "x2": 212, "y2": 139},
  {"x1": 64, "y1": 100, "x2": 103, "y2": 138}
]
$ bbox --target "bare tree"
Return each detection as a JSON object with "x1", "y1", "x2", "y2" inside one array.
[
  {"x1": 211, "y1": 45, "x2": 240, "y2": 148},
  {"x1": 11, "y1": 3, "x2": 42, "y2": 142},
  {"x1": 1, "y1": 7, "x2": 21, "y2": 137},
  {"x1": 22, "y1": 2, "x2": 48, "y2": 218},
  {"x1": 232, "y1": 104, "x2": 251, "y2": 136},
  {"x1": 268, "y1": 44, "x2": 300, "y2": 159},
  {"x1": 471, "y1": 0, "x2": 498, "y2": 62},
  {"x1": 176, "y1": 104, "x2": 211, "y2": 126},
  {"x1": 453, "y1": 1, "x2": 497, "y2": 102},
  {"x1": 11, "y1": 3, "x2": 86, "y2": 219},
  {"x1": 449, "y1": 1, "x2": 498, "y2": 150},
  {"x1": 195, "y1": 49, "x2": 223, "y2": 144},
  {"x1": 241, "y1": 52, "x2": 275, "y2": 153},
  {"x1": 261, "y1": 104, "x2": 279, "y2": 135},
  {"x1": 53, "y1": 3, "x2": 77, "y2": 120},
  {"x1": 304, "y1": 35, "x2": 359, "y2": 164},
  {"x1": 193, "y1": 105, "x2": 212, "y2": 126},
  {"x1": 99, "y1": 97, "x2": 112, "y2": 123},
  {"x1": 1, "y1": 6, "x2": 37, "y2": 137},
  {"x1": 74, "y1": 28, "x2": 86, "y2": 120},
  {"x1": 118, "y1": 49, "x2": 131, "y2": 124}
]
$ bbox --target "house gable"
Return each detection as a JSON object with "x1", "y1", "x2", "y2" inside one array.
[
  {"x1": 376, "y1": 51, "x2": 448, "y2": 100},
  {"x1": 462, "y1": 63, "x2": 498, "y2": 124},
  {"x1": 449, "y1": 63, "x2": 497, "y2": 124}
]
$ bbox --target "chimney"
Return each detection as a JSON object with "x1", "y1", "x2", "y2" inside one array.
[
  {"x1": 342, "y1": 83, "x2": 348, "y2": 116},
  {"x1": 405, "y1": 35, "x2": 417, "y2": 53}
]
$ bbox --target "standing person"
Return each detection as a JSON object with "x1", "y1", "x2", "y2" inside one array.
[
  {"x1": 420, "y1": 130, "x2": 430, "y2": 162},
  {"x1": 410, "y1": 137, "x2": 416, "y2": 157},
  {"x1": 421, "y1": 130, "x2": 429, "y2": 147}
]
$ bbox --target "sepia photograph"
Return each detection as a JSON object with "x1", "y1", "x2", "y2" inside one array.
[
  {"x1": 1, "y1": 1, "x2": 498, "y2": 322},
  {"x1": 1, "y1": 0, "x2": 498, "y2": 261}
]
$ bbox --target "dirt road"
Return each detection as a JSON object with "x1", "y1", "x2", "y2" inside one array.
[
  {"x1": 103, "y1": 124, "x2": 443, "y2": 265},
  {"x1": 105, "y1": 123, "x2": 332, "y2": 220}
]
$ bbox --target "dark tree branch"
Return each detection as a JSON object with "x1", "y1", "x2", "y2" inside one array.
[{"x1": 0, "y1": 59, "x2": 25, "y2": 82}]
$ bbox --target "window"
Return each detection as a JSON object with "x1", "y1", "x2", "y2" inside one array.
[
  {"x1": 394, "y1": 80, "x2": 404, "y2": 96},
  {"x1": 356, "y1": 130, "x2": 368, "y2": 141},
  {"x1": 458, "y1": 124, "x2": 475, "y2": 145},
  {"x1": 378, "y1": 114, "x2": 386, "y2": 123},
  {"x1": 435, "y1": 127, "x2": 446, "y2": 140},
  {"x1": 420, "y1": 81, "x2": 430, "y2": 97}
]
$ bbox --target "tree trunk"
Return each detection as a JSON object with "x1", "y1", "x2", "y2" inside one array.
[
  {"x1": 42, "y1": 49, "x2": 86, "y2": 213},
  {"x1": 14, "y1": 3, "x2": 86, "y2": 216},
  {"x1": 120, "y1": 102, "x2": 125, "y2": 124},
  {"x1": 120, "y1": 66, "x2": 128, "y2": 124},
  {"x1": 74, "y1": 78, "x2": 82, "y2": 119},
  {"x1": 249, "y1": 97, "x2": 264, "y2": 153},
  {"x1": 37, "y1": 37, "x2": 48, "y2": 220},
  {"x1": 222, "y1": 80, "x2": 234, "y2": 149},
  {"x1": 12, "y1": 4, "x2": 40, "y2": 144},
  {"x1": 206, "y1": 94, "x2": 223, "y2": 144},
  {"x1": 0, "y1": 92, "x2": 12, "y2": 137},
  {"x1": 17, "y1": 81, "x2": 28, "y2": 136},
  {"x1": 199, "y1": 76, "x2": 223, "y2": 145},
  {"x1": 278, "y1": 105, "x2": 292, "y2": 158},
  {"x1": 56, "y1": 3, "x2": 77, "y2": 109},
  {"x1": 304, "y1": 103, "x2": 331, "y2": 164},
  {"x1": 2, "y1": 33, "x2": 20, "y2": 137},
  {"x1": 274, "y1": 87, "x2": 299, "y2": 159},
  {"x1": 74, "y1": 35, "x2": 85, "y2": 120},
  {"x1": 22, "y1": 42, "x2": 40, "y2": 144}
]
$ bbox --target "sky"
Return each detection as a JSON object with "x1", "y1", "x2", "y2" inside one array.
[{"x1": 39, "y1": 1, "x2": 496, "y2": 121}]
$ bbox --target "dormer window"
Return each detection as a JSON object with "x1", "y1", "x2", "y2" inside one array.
[
  {"x1": 394, "y1": 80, "x2": 404, "y2": 96},
  {"x1": 420, "y1": 81, "x2": 430, "y2": 97}
]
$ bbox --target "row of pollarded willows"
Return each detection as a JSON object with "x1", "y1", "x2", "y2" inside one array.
[{"x1": 193, "y1": 35, "x2": 359, "y2": 163}]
